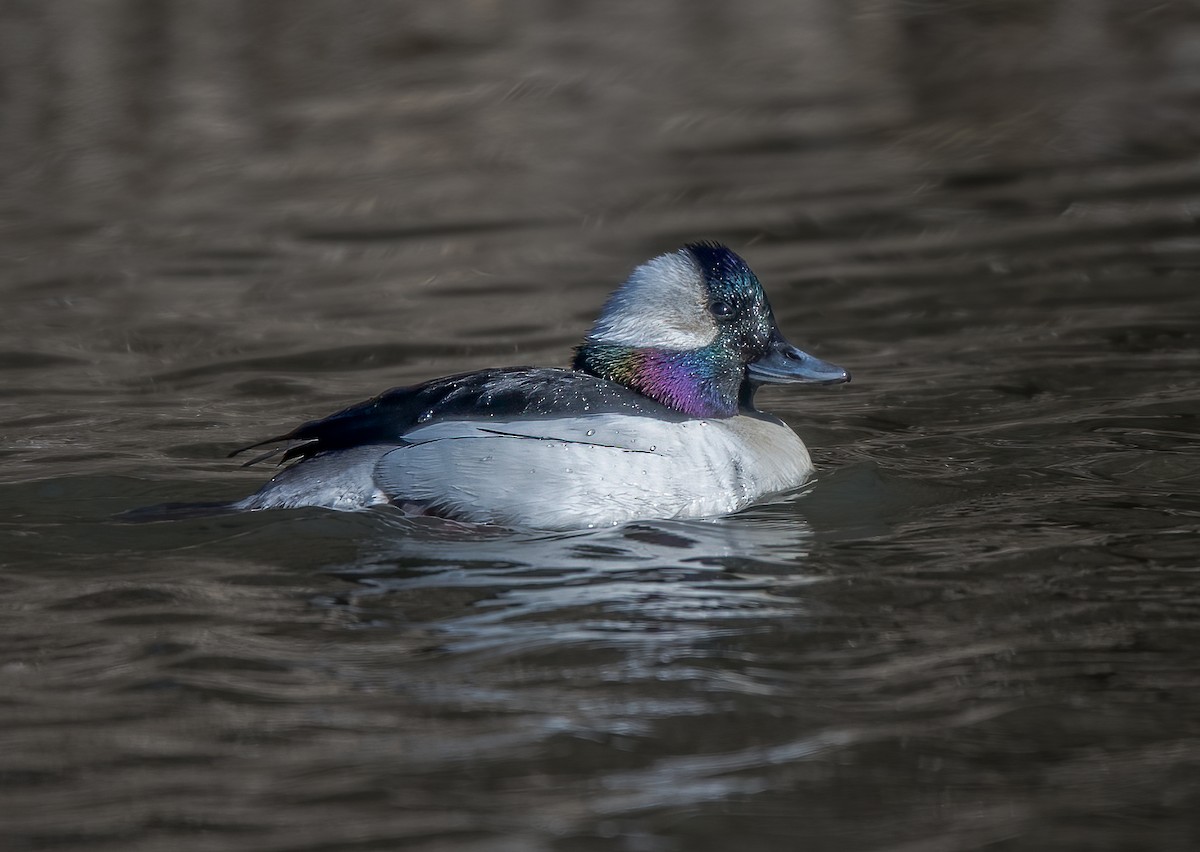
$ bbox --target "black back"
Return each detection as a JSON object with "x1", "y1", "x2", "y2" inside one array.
[{"x1": 232, "y1": 367, "x2": 690, "y2": 466}]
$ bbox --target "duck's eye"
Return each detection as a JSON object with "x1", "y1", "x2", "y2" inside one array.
[{"x1": 710, "y1": 300, "x2": 735, "y2": 320}]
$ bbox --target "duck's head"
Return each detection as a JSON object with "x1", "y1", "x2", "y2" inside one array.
[{"x1": 573, "y1": 243, "x2": 849, "y2": 418}]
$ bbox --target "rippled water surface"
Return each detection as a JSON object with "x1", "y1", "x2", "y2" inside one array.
[{"x1": 3, "y1": 3, "x2": 1200, "y2": 850}]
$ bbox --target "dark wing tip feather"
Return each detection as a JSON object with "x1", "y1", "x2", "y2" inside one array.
[
  {"x1": 228, "y1": 434, "x2": 286, "y2": 459},
  {"x1": 228, "y1": 434, "x2": 313, "y2": 467}
]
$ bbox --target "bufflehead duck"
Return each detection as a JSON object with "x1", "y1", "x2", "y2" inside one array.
[{"x1": 228, "y1": 243, "x2": 848, "y2": 529}]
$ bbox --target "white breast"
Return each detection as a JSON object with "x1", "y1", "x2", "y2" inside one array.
[{"x1": 373, "y1": 413, "x2": 812, "y2": 529}]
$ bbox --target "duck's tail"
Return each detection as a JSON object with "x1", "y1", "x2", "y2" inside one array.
[{"x1": 115, "y1": 500, "x2": 244, "y2": 523}]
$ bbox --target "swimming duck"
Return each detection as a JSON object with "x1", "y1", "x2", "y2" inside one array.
[{"x1": 228, "y1": 243, "x2": 848, "y2": 529}]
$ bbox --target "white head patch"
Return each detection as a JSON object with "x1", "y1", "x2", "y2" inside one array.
[{"x1": 585, "y1": 250, "x2": 717, "y2": 350}]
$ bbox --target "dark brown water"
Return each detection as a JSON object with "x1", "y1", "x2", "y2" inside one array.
[{"x1": 3, "y1": 3, "x2": 1200, "y2": 850}]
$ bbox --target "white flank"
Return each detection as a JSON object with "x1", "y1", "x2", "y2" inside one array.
[
  {"x1": 236, "y1": 445, "x2": 390, "y2": 511},
  {"x1": 373, "y1": 413, "x2": 812, "y2": 529}
]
